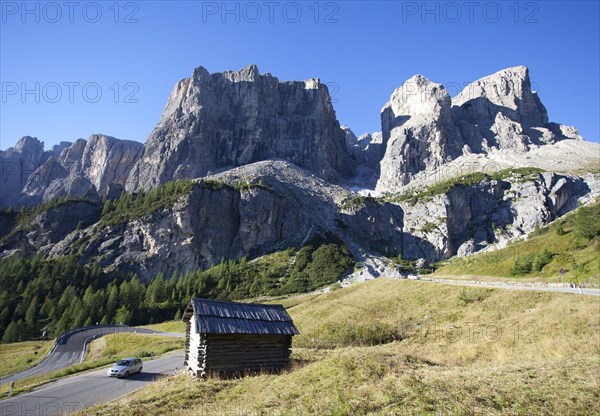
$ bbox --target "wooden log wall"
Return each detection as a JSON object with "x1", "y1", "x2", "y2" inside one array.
[{"x1": 186, "y1": 332, "x2": 293, "y2": 377}]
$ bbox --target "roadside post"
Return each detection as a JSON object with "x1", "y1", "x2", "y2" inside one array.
[{"x1": 559, "y1": 268, "x2": 565, "y2": 287}]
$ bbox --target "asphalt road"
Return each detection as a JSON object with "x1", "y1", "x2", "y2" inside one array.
[
  {"x1": 1, "y1": 326, "x2": 184, "y2": 385},
  {"x1": 0, "y1": 352, "x2": 184, "y2": 416},
  {"x1": 419, "y1": 277, "x2": 600, "y2": 296}
]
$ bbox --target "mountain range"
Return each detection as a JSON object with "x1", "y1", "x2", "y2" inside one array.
[{"x1": 1, "y1": 64, "x2": 598, "y2": 280}]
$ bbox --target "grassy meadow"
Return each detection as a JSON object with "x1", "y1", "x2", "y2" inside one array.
[
  {"x1": 85, "y1": 278, "x2": 600, "y2": 415},
  {"x1": 0, "y1": 340, "x2": 54, "y2": 378}
]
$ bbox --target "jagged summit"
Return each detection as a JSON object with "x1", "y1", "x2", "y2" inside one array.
[
  {"x1": 377, "y1": 74, "x2": 463, "y2": 190},
  {"x1": 451, "y1": 65, "x2": 581, "y2": 152},
  {"x1": 126, "y1": 64, "x2": 353, "y2": 192},
  {"x1": 20, "y1": 134, "x2": 142, "y2": 206},
  {"x1": 370, "y1": 65, "x2": 592, "y2": 192},
  {"x1": 382, "y1": 74, "x2": 452, "y2": 120},
  {"x1": 222, "y1": 63, "x2": 261, "y2": 82}
]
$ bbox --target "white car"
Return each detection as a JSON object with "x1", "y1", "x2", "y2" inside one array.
[{"x1": 107, "y1": 358, "x2": 143, "y2": 378}]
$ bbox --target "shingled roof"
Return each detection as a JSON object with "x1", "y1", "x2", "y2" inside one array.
[{"x1": 182, "y1": 298, "x2": 300, "y2": 336}]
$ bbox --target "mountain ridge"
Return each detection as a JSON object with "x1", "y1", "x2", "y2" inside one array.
[{"x1": 1, "y1": 64, "x2": 598, "y2": 280}]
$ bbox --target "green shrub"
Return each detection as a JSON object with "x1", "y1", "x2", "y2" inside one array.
[
  {"x1": 575, "y1": 204, "x2": 600, "y2": 240},
  {"x1": 529, "y1": 222, "x2": 549, "y2": 238},
  {"x1": 420, "y1": 222, "x2": 437, "y2": 234},
  {"x1": 511, "y1": 249, "x2": 554, "y2": 276},
  {"x1": 278, "y1": 238, "x2": 355, "y2": 293},
  {"x1": 340, "y1": 195, "x2": 382, "y2": 211},
  {"x1": 100, "y1": 179, "x2": 194, "y2": 227}
]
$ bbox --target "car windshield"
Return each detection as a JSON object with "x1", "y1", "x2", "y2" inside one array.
[{"x1": 116, "y1": 360, "x2": 131, "y2": 366}]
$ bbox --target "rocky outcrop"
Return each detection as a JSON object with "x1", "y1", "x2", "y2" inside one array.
[
  {"x1": 0, "y1": 137, "x2": 76, "y2": 208},
  {"x1": 3, "y1": 158, "x2": 591, "y2": 280},
  {"x1": 371, "y1": 66, "x2": 589, "y2": 194},
  {"x1": 344, "y1": 127, "x2": 385, "y2": 171},
  {"x1": 0, "y1": 199, "x2": 101, "y2": 256},
  {"x1": 42, "y1": 161, "x2": 401, "y2": 280},
  {"x1": 399, "y1": 171, "x2": 590, "y2": 260},
  {"x1": 21, "y1": 135, "x2": 142, "y2": 205},
  {"x1": 343, "y1": 126, "x2": 385, "y2": 188},
  {"x1": 356, "y1": 132, "x2": 385, "y2": 170},
  {"x1": 376, "y1": 75, "x2": 463, "y2": 192},
  {"x1": 126, "y1": 65, "x2": 354, "y2": 192}
]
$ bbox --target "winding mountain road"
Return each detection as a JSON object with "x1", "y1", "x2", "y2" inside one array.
[
  {"x1": 1, "y1": 325, "x2": 184, "y2": 385},
  {"x1": 0, "y1": 352, "x2": 184, "y2": 416}
]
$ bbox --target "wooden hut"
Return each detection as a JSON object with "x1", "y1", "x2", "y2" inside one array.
[{"x1": 182, "y1": 298, "x2": 299, "y2": 377}]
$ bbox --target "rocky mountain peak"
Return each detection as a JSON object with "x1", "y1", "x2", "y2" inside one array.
[
  {"x1": 126, "y1": 64, "x2": 354, "y2": 192},
  {"x1": 366, "y1": 66, "x2": 591, "y2": 193},
  {"x1": 453, "y1": 65, "x2": 548, "y2": 129},
  {"x1": 383, "y1": 74, "x2": 454, "y2": 128},
  {"x1": 377, "y1": 74, "x2": 463, "y2": 191},
  {"x1": 223, "y1": 63, "x2": 261, "y2": 82},
  {"x1": 0, "y1": 137, "x2": 47, "y2": 208},
  {"x1": 192, "y1": 65, "x2": 211, "y2": 80},
  {"x1": 14, "y1": 136, "x2": 44, "y2": 154},
  {"x1": 449, "y1": 65, "x2": 580, "y2": 152}
]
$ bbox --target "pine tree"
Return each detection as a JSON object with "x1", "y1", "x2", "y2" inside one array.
[
  {"x1": 2, "y1": 321, "x2": 21, "y2": 343},
  {"x1": 25, "y1": 296, "x2": 39, "y2": 336},
  {"x1": 102, "y1": 199, "x2": 113, "y2": 216},
  {"x1": 106, "y1": 284, "x2": 120, "y2": 322},
  {"x1": 115, "y1": 306, "x2": 132, "y2": 325}
]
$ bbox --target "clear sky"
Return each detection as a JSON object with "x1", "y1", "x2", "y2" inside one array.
[{"x1": 1, "y1": 0, "x2": 599, "y2": 150}]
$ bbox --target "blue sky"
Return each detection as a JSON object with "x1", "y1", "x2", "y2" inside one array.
[{"x1": 1, "y1": 0, "x2": 599, "y2": 150}]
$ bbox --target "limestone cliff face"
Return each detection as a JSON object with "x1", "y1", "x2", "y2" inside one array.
[
  {"x1": 376, "y1": 75, "x2": 464, "y2": 192},
  {"x1": 126, "y1": 65, "x2": 354, "y2": 192},
  {"x1": 451, "y1": 66, "x2": 582, "y2": 152},
  {"x1": 0, "y1": 200, "x2": 101, "y2": 257},
  {"x1": 399, "y1": 171, "x2": 590, "y2": 260},
  {"x1": 40, "y1": 161, "x2": 400, "y2": 280},
  {"x1": 2, "y1": 159, "x2": 591, "y2": 280},
  {"x1": 21, "y1": 135, "x2": 142, "y2": 205}
]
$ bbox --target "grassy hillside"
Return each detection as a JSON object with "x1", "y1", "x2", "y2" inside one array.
[
  {"x1": 435, "y1": 200, "x2": 600, "y2": 283},
  {"x1": 85, "y1": 279, "x2": 600, "y2": 415},
  {"x1": 85, "y1": 332, "x2": 184, "y2": 362},
  {"x1": 140, "y1": 320, "x2": 185, "y2": 333},
  {"x1": 0, "y1": 340, "x2": 54, "y2": 378}
]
